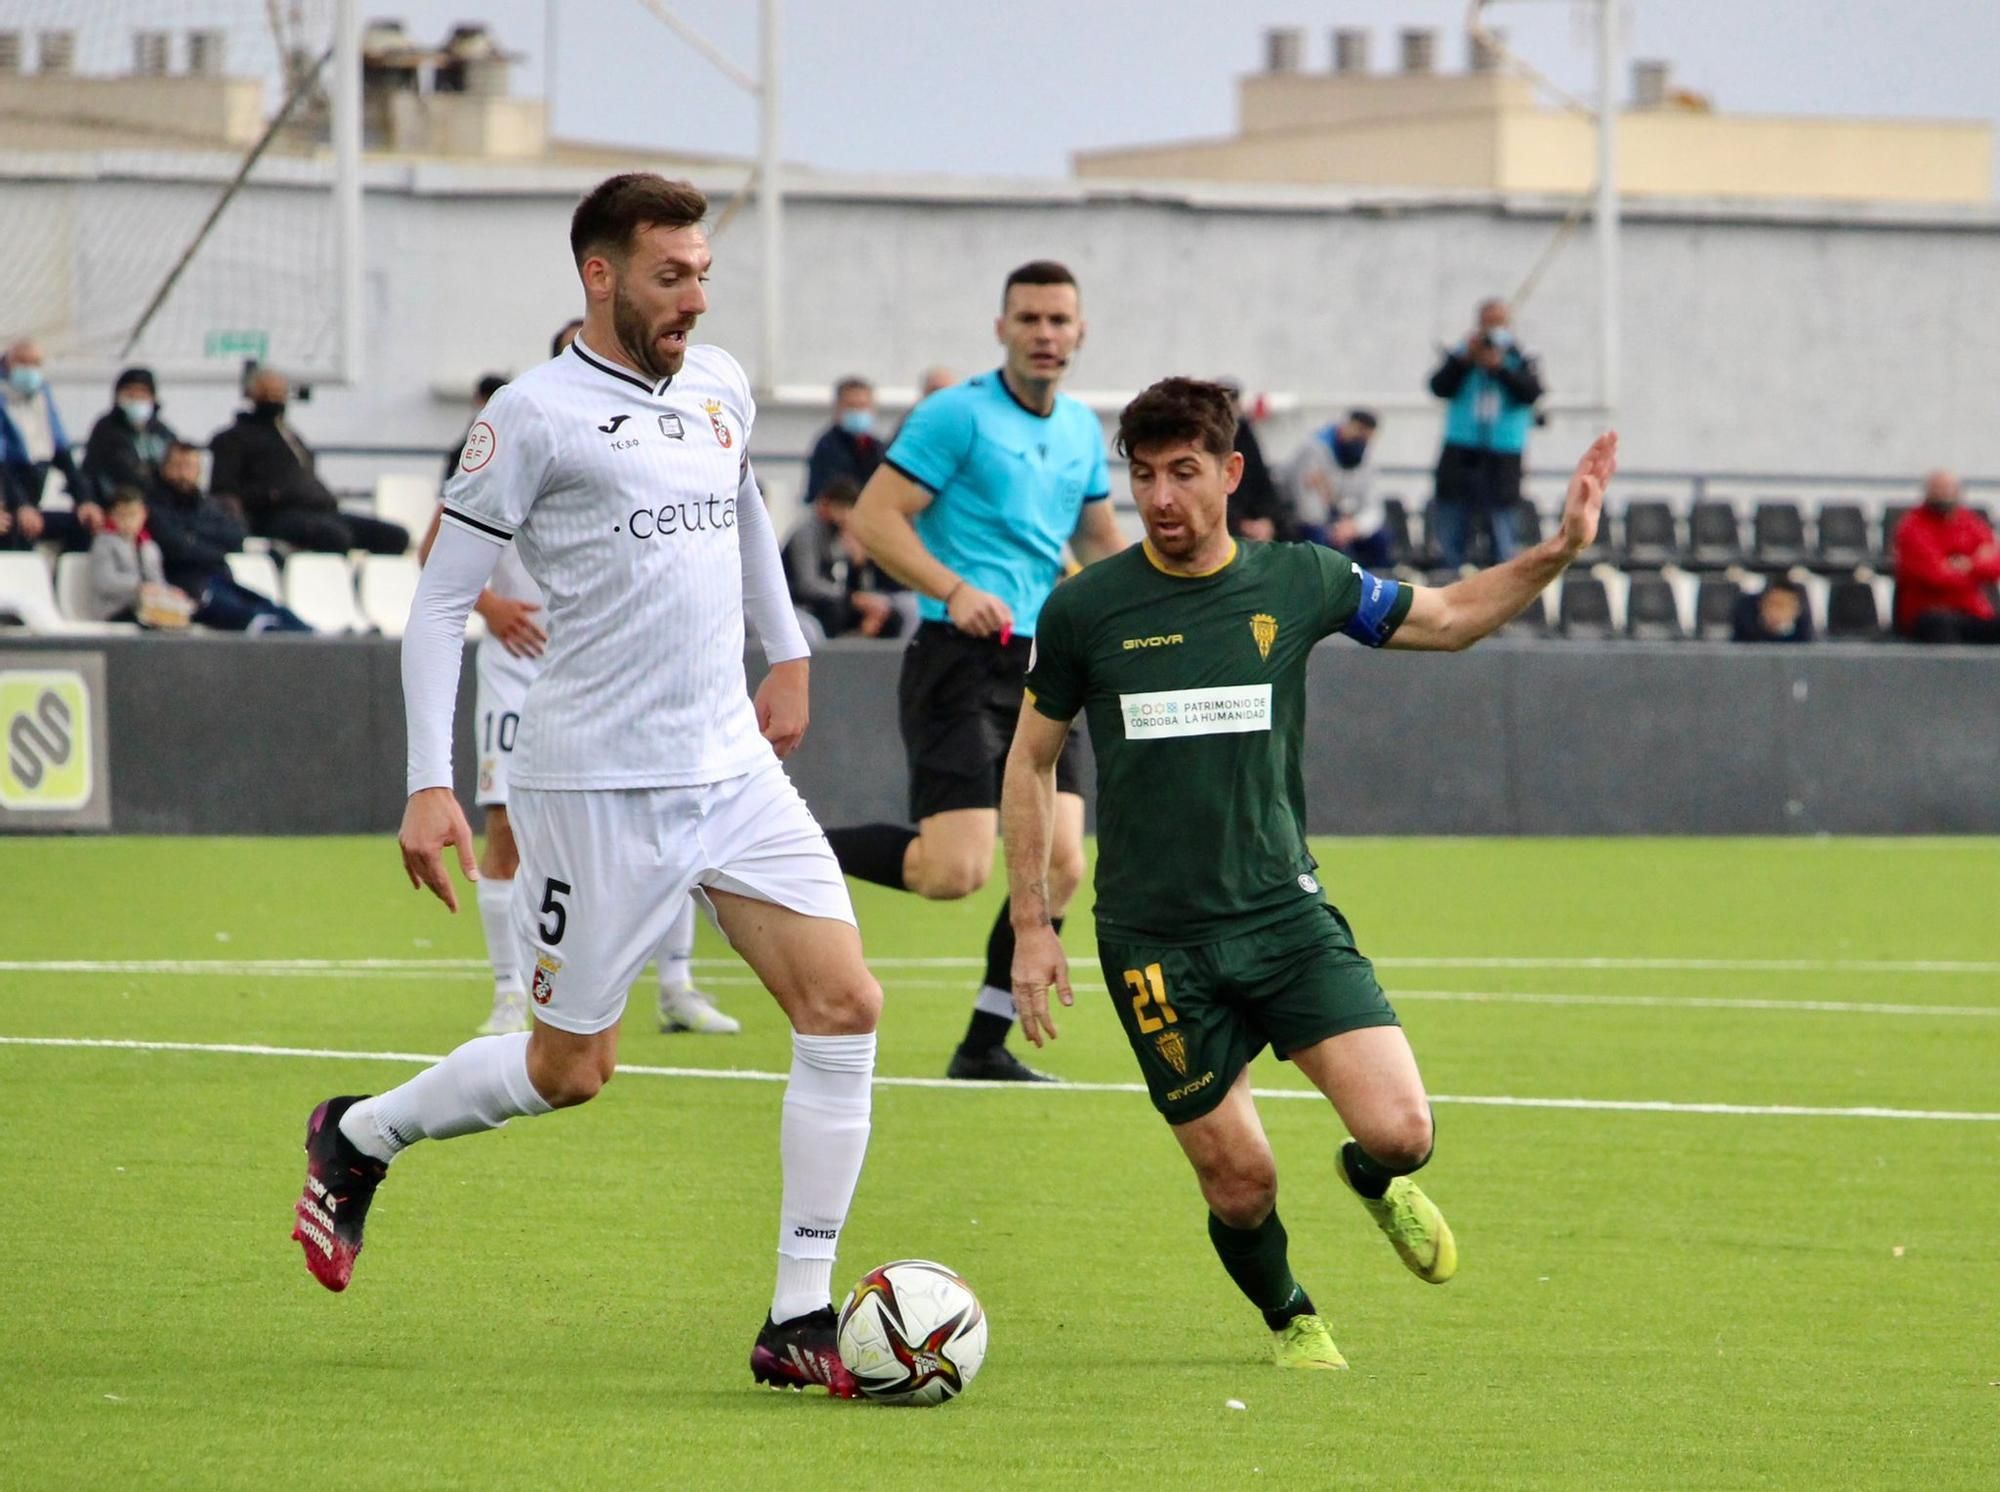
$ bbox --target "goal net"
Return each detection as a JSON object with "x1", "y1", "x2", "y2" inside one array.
[{"x1": 0, "y1": 1, "x2": 350, "y2": 379}]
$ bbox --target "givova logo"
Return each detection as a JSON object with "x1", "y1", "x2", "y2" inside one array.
[{"x1": 0, "y1": 671, "x2": 92, "y2": 810}]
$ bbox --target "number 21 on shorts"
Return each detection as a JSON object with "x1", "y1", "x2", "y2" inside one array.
[{"x1": 1122, "y1": 963, "x2": 1180, "y2": 1034}]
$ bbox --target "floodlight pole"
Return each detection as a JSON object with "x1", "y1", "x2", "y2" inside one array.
[
  {"x1": 1595, "y1": 0, "x2": 1620, "y2": 419},
  {"x1": 758, "y1": 0, "x2": 781, "y2": 396},
  {"x1": 332, "y1": 0, "x2": 364, "y2": 384}
]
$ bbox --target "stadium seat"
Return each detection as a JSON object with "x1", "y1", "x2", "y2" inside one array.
[
  {"x1": 359, "y1": 555, "x2": 421, "y2": 637},
  {"x1": 1751, "y1": 501, "x2": 1809, "y2": 568},
  {"x1": 1692, "y1": 576, "x2": 1742, "y2": 639},
  {"x1": 1556, "y1": 574, "x2": 1616, "y2": 639},
  {"x1": 1621, "y1": 499, "x2": 1679, "y2": 567},
  {"x1": 1814, "y1": 503, "x2": 1871, "y2": 570},
  {"x1": 283, "y1": 553, "x2": 364, "y2": 633},
  {"x1": 226, "y1": 551, "x2": 284, "y2": 603},
  {"x1": 371, "y1": 473, "x2": 438, "y2": 549},
  {"x1": 1688, "y1": 501, "x2": 1743, "y2": 568},
  {"x1": 1879, "y1": 503, "x2": 1913, "y2": 567},
  {"x1": 1380, "y1": 497, "x2": 1412, "y2": 568},
  {"x1": 1511, "y1": 499, "x2": 1545, "y2": 549},
  {"x1": 1625, "y1": 572, "x2": 1685, "y2": 640},
  {"x1": 0, "y1": 551, "x2": 69, "y2": 632},
  {"x1": 1824, "y1": 577, "x2": 1884, "y2": 640},
  {"x1": 54, "y1": 553, "x2": 94, "y2": 621}
]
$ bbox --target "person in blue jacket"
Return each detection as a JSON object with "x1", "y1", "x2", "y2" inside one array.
[{"x1": 1427, "y1": 299, "x2": 1543, "y2": 570}]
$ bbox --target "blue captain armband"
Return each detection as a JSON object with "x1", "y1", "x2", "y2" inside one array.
[{"x1": 1341, "y1": 570, "x2": 1409, "y2": 648}]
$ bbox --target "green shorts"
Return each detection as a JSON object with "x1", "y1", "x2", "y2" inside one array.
[{"x1": 1095, "y1": 904, "x2": 1399, "y2": 1125}]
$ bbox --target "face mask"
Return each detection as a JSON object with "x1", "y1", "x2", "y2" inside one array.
[
  {"x1": 253, "y1": 399, "x2": 287, "y2": 420},
  {"x1": 8, "y1": 365, "x2": 43, "y2": 396},
  {"x1": 838, "y1": 408, "x2": 875, "y2": 438},
  {"x1": 1485, "y1": 328, "x2": 1513, "y2": 349},
  {"x1": 120, "y1": 398, "x2": 154, "y2": 426}
]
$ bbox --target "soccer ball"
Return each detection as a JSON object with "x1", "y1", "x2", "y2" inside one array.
[{"x1": 836, "y1": 1259, "x2": 988, "y2": 1406}]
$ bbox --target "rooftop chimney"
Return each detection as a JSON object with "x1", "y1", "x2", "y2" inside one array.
[
  {"x1": 1632, "y1": 59, "x2": 1670, "y2": 109},
  {"x1": 1332, "y1": 28, "x2": 1370, "y2": 76},
  {"x1": 186, "y1": 28, "x2": 225, "y2": 77},
  {"x1": 1399, "y1": 28, "x2": 1436, "y2": 76},
  {"x1": 0, "y1": 33, "x2": 21, "y2": 75},
  {"x1": 37, "y1": 29, "x2": 75, "y2": 75},
  {"x1": 133, "y1": 30, "x2": 170, "y2": 77},
  {"x1": 1264, "y1": 26, "x2": 1303, "y2": 75},
  {"x1": 1469, "y1": 29, "x2": 1506, "y2": 74}
]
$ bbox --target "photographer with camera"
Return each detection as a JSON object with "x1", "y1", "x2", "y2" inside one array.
[{"x1": 1427, "y1": 298, "x2": 1544, "y2": 570}]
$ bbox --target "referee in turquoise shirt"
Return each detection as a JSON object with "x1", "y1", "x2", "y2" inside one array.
[{"x1": 829, "y1": 260, "x2": 1127, "y2": 1082}]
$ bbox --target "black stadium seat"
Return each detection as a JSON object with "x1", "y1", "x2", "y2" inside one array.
[
  {"x1": 1688, "y1": 501, "x2": 1743, "y2": 567},
  {"x1": 1379, "y1": 497, "x2": 1413, "y2": 568},
  {"x1": 1824, "y1": 578, "x2": 1884, "y2": 640},
  {"x1": 1693, "y1": 577, "x2": 1741, "y2": 639},
  {"x1": 1751, "y1": 501, "x2": 1809, "y2": 567},
  {"x1": 1879, "y1": 503, "x2": 1914, "y2": 567},
  {"x1": 1511, "y1": 499, "x2": 1544, "y2": 549},
  {"x1": 1622, "y1": 499, "x2": 1678, "y2": 567},
  {"x1": 1815, "y1": 503, "x2": 1871, "y2": 570},
  {"x1": 1624, "y1": 573, "x2": 1685, "y2": 640},
  {"x1": 1557, "y1": 575, "x2": 1616, "y2": 639}
]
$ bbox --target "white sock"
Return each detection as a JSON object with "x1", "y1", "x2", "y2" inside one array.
[
  {"x1": 772, "y1": 1031, "x2": 875, "y2": 1323},
  {"x1": 973, "y1": 984, "x2": 1016, "y2": 1021},
  {"x1": 338, "y1": 1031, "x2": 552, "y2": 1163},
  {"x1": 657, "y1": 897, "x2": 696, "y2": 994},
  {"x1": 476, "y1": 876, "x2": 523, "y2": 997}
]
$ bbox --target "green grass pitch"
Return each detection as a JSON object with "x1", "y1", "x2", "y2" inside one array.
[{"x1": 3, "y1": 836, "x2": 1997, "y2": 1489}]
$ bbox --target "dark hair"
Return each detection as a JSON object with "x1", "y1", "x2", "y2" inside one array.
[
  {"x1": 1347, "y1": 408, "x2": 1379, "y2": 429},
  {"x1": 109, "y1": 484, "x2": 146, "y2": 508},
  {"x1": 833, "y1": 376, "x2": 872, "y2": 401},
  {"x1": 569, "y1": 174, "x2": 708, "y2": 266},
  {"x1": 476, "y1": 373, "x2": 509, "y2": 401},
  {"x1": 165, "y1": 439, "x2": 198, "y2": 456},
  {"x1": 817, "y1": 477, "x2": 862, "y2": 508},
  {"x1": 114, "y1": 366, "x2": 156, "y2": 395},
  {"x1": 1001, "y1": 259, "x2": 1078, "y2": 311},
  {"x1": 549, "y1": 318, "x2": 583, "y2": 358},
  {"x1": 1115, "y1": 377, "x2": 1238, "y2": 461}
]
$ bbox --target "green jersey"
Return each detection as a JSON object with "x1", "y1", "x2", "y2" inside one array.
[{"x1": 1025, "y1": 539, "x2": 1411, "y2": 945}]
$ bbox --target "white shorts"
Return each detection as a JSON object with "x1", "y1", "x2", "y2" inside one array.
[
  {"x1": 507, "y1": 761, "x2": 856, "y2": 1035},
  {"x1": 473, "y1": 640, "x2": 540, "y2": 808}
]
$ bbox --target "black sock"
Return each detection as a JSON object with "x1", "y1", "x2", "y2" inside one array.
[
  {"x1": 825, "y1": 824, "x2": 916, "y2": 891},
  {"x1": 962, "y1": 908, "x2": 1063, "y2": 1050},
  {"x1": 1340, "y1": 1139, "x2": 1406, "y2": 1199},
  {"x1": 1207, "y1": 1210, "x2": 1314, "y2": 1330}
]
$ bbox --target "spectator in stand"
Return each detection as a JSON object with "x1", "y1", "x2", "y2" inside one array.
[
  {"x1": 146, "y1": 440, "x2": 310, "y2": 632},
  {"x1": 86, "y1": 488, "x2": 190, "y2": 627},
  {"x1": 1731, "y1": 578, "x2": 1814, "y2": 643},
  {"x1": 84, "y1": 367, "x2": 178, "y2": 496},
  {"x1": 551, "y1": 318, "x2": 583, "y2": 358},
  {"x1": 1216, "y1": 378, "x2": 1288, "y2": 541},
  {"x1": 783, "y1": 476, "x2": 905, "y2": 642},
  {"x1": 1428, "y1": 298, "x2": 1543, "y2": 569},
  {"x1": 0, "y1": 337, "x2": 102, "y2": 552},
  {"x1": 207, "y1": 367, "x2": 409, "y2": 555},
  {"x1": 1894, "y1": 469, "x2": 2000, "y2": 643},
  {"x1": 1282, "y1": 409, "x2": 1389, "y2": 565},
  {"x1": 805, "y1": 376, "x2": 884, "y2": 504}
]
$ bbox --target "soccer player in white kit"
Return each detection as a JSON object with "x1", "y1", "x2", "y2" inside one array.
[{"x1": 290, "y1": 174, "x2": 880, "y2": 1395}]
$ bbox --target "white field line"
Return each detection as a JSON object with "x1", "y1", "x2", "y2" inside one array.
[
  {"x1": 2, "y1": 959, "x2": 1993, "y2": 1020},
  {"x1": 3, "y1": 1034, "x2": 1998, "y2": 1124},
  {"x1": 6, "y1": 953, "x2": 2000, "y2": 976}
]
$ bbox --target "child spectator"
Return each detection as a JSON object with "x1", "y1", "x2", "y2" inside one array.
[{"x1": 86, "y1": 488, "x2": 192, "y2": 627}]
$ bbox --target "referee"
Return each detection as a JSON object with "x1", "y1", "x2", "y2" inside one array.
[{"x1": 828, "y1": 261, "x2": 1125, "y2": 1081}]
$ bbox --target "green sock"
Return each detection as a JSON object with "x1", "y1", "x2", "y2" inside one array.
[{"x1": 1207, "y1": 1210, "x2": 1315, "y2": 1330}]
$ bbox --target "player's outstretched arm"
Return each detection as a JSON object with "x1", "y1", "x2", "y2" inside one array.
[
  {"x1": 1388, "y1": 431, "x2": 1618, "y2": 652},
  {"x1": 850, "y1": 465, "x2": 1013, "y2": 637},
  {"x1": 1001, "y1": 702, "x2": 1075, "y2": 1046}
]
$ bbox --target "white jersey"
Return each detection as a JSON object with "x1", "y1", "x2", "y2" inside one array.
[
  {"x1": 486, "y1": 539, "x2": 544, "y2": 609},
  {"x1": 440, "y1": 337, "x2": 784, "y2": 790}
]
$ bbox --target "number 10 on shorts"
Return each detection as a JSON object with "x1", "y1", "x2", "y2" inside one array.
[{"x1": 1123, "y1": 963, "x2": 1180, "y2": 1034}]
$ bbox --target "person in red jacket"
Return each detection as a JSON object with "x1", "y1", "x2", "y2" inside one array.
[{"x1": 1894, "y1": 470, "x2": 2000, "y2": 642}]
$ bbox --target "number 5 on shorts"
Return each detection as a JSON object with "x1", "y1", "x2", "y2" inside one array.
[
  {"x1": 1122, "y1": 963, "x2": 1179, "y2": 1034},
  {"x1": 539, "y1": 878, "x2": 572, "y2": 944}
]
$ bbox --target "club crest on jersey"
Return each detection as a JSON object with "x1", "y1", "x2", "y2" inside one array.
[
  {"x1": 1251, "y1": 612, "x2": 1279, "y2": 661},
  {"x1": 702, "y1": 399, "x2": 734, "y2": 449},
  {"x1": 1155, "y1": 1028, "x2": 1189, "y2": 1077},
  {"x1": 658, "y1": 412, "x2": 685, "y2": 440},
  {"x1": 531, "y1": 952, "x2": 562, "y2": 1006}
]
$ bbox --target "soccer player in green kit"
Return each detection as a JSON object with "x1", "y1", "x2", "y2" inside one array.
[{"x1": 1003, "y1": 377, "x2": 1618, "y2": 1369}]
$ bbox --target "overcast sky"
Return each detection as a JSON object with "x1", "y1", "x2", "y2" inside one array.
[{"x1": 346, "y1": 0, "x2": 1999, "y2": 185}]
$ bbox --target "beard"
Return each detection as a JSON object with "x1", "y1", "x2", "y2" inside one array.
[{"x1": 612, "y1": 283, "x2": 685, "y2": 381}]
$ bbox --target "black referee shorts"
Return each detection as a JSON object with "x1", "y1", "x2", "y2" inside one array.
[{"x1": 897, "y1": 621, "x2": 1083, "y2": 822}]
